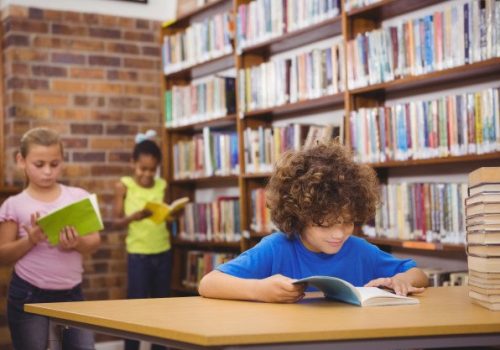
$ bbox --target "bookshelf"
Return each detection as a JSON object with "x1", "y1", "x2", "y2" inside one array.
[{"x1": 162, "y1": 0, "x2": 500, "y2": 293}]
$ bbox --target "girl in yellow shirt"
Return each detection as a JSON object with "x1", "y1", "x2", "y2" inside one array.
[{"x1": 113, "y1": 135, "x2": 170, "y2": 350}]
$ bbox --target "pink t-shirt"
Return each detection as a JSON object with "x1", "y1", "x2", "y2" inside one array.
[{"x1": 0, "y1": 184, "x2": 90, "y2": 290}]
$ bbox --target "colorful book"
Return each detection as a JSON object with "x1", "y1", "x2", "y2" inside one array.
[
  {"x1": 294, "y1": 276, "x2": 419, "y2": 307},
  {"x1": 36, "y1": 194, "x2": 103, "y2": 246}
]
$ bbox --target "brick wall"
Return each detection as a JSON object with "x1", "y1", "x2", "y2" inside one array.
[{"x1": 0, "y1": 5, "x2": 164, "y2": 349}]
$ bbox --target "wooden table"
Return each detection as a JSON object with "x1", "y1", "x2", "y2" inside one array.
[{"x1": 25, "y1": 286, "x2": 500, "y2": 350}]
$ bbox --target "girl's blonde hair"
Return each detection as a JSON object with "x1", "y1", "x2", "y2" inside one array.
[{"x1": 19, "y1": 127, "x2": 63, "y2": 158}]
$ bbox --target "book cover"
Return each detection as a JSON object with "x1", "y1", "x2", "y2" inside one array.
[
  {"x1": 36, "y1": 194, "x2": 103, "y2": 246},
  {"x1": 145, "y1": 197, "x2": 190, "y2": 224},
  {"x1": 468, "y1": 167, "x2": 500, "y2": 188},
  {"x1": 293, "y1": 276, "x2": 419, "y2": 307}
]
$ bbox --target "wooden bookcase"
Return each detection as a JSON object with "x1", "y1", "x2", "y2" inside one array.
[{"x1": 162, "y1": 0, "x2": 500, "y2": 294}]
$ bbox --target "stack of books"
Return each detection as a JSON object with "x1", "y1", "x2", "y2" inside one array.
[{"x1": 466, "y1": 167, "x2": 500, "y2": 311}]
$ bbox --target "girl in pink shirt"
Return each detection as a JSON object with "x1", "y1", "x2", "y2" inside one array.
[{"x1": 0, "y1": 127, "x2": 101, "y2": 350}]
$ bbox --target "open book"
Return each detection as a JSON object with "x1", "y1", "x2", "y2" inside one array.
[
  {"x1": 36, "y1": 194, "x2": 104, "y2": 245},
  {"x1": 144, "y1": 197, "x2": 189, "y2": 224},
  {"x1": 294, "y1": 276, "x2": 419, "y2": 307}
]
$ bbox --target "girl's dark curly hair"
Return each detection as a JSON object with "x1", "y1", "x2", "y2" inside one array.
[
  {"x1": 133, "y1": 140, "x2": 161, "y2": 162},
  {"x1": 265, "y1": 141, "x2": 380, "y2": 236}
]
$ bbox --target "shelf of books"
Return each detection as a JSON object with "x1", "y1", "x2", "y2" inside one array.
[
  {"x1": 162, "y1": 0, "x2": 500, "y2": 293},
  {"x1": 344, "y1": 0, "x2": 500, "y2": 253}
]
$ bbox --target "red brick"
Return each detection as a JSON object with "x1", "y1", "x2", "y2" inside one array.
[
  {"x1": 70, "y1": 68, "x2": 105, "y2": 79},
  {"x1": 74, "y1": 95, "x2": 106, "y2": 107},
  {"x1": 109, "y1": 152, "x2": 131, "y2": 162},
  {"x1": 11, "y1": 120, "x2": 31, "y2": 134},
  {"x1": 51, "y1": 23, "x2": 87, "y2": 36},
  {"x1": 43, "y1": 10, "x2": 63, "y2": 21},
  {"x1": 107, "y1": 70, "x2": 138, "y2": 81},
  {"x1": 9, "y1": 63, "x2": 29, "y2": 76},
  {"x1": 5, "y1": 18, "x2": 48, "y2": 33},
  {"x1": 123, "y1": 31, "x2": 155, "y2": 42},
  {"x1": 73, "y1": 152, "x2": 106, "y2": 162},
  {"x1": 5, "y1": 6, "x2": 29, "y2": 19},
  {"x1": 61, "y1": 137, "x2": 88, "y2": 149},
  {"x1": 118, "y1": 17, "x2": 135, "y2": 29},
  {"x1": 51, "y1": 52, "x2": 86, "y2": 65},
  {"x1": 123, "y1": 85, "x2": 160, "y2": 96},
  {"x1": 106, "y1": 124, "x2": 138, "y2": 135},
  {"x1": 70, "y1": 123, "x2": 104, "y2": 134},
  {"x1": 88, "y1": 55, "x2": 121, "y2": 67},
  {"x1": 106, "y1": 42, "x2": 139, "y2": 55},
  {"x1": 10, "y1": 105, "x2": 50, "y2": 119},
  {"x1": 99, "y1": 15, "x2": 118, "y2": 27},
  {"x1": 136, "y1": 19, "x2": 150, "y2": 30},
  {"x1": 33, "y1": 92, "x2": 68, "y2": 106},
  {"x1": 4, "y1": 34, "x2": 29, "y2": 47},
  {"x1": 28, "y1": 7, "x2": 43, "y2": 19},
  {"x1": 52, "y1": 80, "x2": 88, "y2": 93},
  {"x1": 142, "y1": 45, "x2": 161, "y2": 56},
  {"x1": 52, "y1": 108, "x2": 89, "y2": 120},
  {"x1": 123, "y1": 111, "x2": 159, "y2": 122},
  {"x1": 109, "y1": 97, "x2": 141, "y2": 109},
  {"x1": 91, "y1": 138, "x2": 131, "y2": 149},
  {"x1": 140, "y1": 72, "x2": 162, "y2": 84},
  {"x1": 33, "y1": 36, "x2": 105, "y2": 52},
  {"x1": 87, "y1": 83, "x2": 122, "y2": 94},
  {"x1": 32, "y1": 36, "x2": 61, "y2": 48},
  {"x1": 123, "y1": 57, "x2": 156, "y2": 70},
  {"x1": 90, "y1": 111, "x2": 122, "y2": 121},
  {"x1": 5, "y1": 48, "x2": 49, "y2": 62},
  {"x1": 32, "y1": 65, "x2": 67, "y2": 77},
  {"x1": 90, "y1": 165, "x2": 131, "y2": 177},
  {"x1": 9, "y1": 91, "x2": 31, "y2": 104},
  {"x1": 63, "y1": 11, "x2": 83, "y2": 23},
  {"x1": 7, "y1": 78, "x2": 49, "y2": 90},
  {"x1": 64, "y1": 164, "x2": 91, "y2": 177},
  {"x1": 89, "y1": 27, "x2": 121, "y2": 39},
  {"x1": 142, "y1": 98, "x2": 161, "y2": 110},
  {"x1": 83, "y1": 13, "x2": 100, "y2": 25}
]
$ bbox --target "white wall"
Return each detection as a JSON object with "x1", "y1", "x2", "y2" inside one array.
[{"x1": 0, "y1": 0, "x2": 177, "y2": 21}]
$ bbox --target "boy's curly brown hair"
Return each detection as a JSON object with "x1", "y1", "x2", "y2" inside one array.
[{"x1": 265, "y1": 141, "x2": 380, "y2": 236}]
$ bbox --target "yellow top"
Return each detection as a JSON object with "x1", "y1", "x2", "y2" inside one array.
[{"x1": 121, "y1": 176, "x2": 170, "y2": 254}]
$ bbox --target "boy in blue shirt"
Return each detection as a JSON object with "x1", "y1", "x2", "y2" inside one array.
[{"x1": 199, "y1": 141, "x2": 428, "y2": 303}]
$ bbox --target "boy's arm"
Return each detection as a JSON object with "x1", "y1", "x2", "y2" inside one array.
[
  {"x1": 198, "y1": 270, "x2": 305, "y2": 303},
  {"x1": 365, "y1": 267, "x2": 428, "y2": 296}
]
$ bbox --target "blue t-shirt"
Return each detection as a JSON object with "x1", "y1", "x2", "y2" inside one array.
[{"x1": 217, "y1": 232, "x2": 416, "y2": 287}]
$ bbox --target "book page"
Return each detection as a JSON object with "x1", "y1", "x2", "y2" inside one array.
[{"x1": 356, "y1": 287, "x2": 419, "y2": 306}]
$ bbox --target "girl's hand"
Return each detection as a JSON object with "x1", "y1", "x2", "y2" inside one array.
[
  {"x1": 58, "y1": 226, "x2": 80, "y2": 251},
  {"x1": 22, "y1": 212, "x2": 47, "y2": 246},
  {"x1": 131, "y1": 209, "x2": 152, "y2": 221},
  {"x1": 364, "y1": 276, "x2": 425, "y2": 296},
  {"x1": 255, "y1": 274, "x2": 305, "y2": 303}
]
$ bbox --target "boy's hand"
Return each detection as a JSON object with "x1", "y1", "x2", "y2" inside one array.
[
  {"x1": 255, "y1": 274, "x2": 305, "y2": 303},
  {"x1": 58, "y1": 226, "x2": 80, "y2": 251},
  {"x1": 364, "y1": 276, "x2": 425, "y2": 296},
  {"x1": 22, "y1": 212, "x2": 47, "y2": 246}
]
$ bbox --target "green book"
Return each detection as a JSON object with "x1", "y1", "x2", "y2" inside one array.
[
  {"x1": 36, "y1": 194, "x2": 104, "y2": 245},
  {"x1": 165, "y1": 90, "x2": 172, "y2": 126}
]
